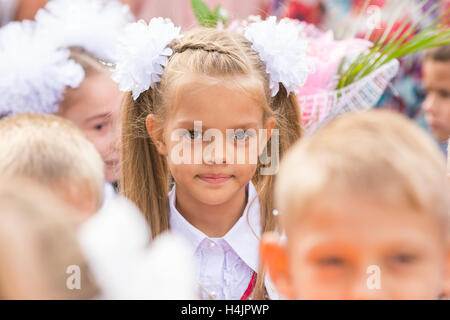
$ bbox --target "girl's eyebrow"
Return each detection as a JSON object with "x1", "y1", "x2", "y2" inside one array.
[
  {"x1": 84, "y1": 112, "x2": 112, "y2": 124},
  {"x1": 229, "y1": 122, "x2": 261, "y2": 129},
  {"x1": 175, "y1": 120, "x2": 261, "y2": 129}
]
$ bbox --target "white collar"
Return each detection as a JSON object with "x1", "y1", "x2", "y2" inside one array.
[{"x1": 168, "y1": 181, "x2": 261, "y2": 272}]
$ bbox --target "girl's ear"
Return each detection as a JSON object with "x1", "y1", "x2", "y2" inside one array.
[
  {"x1": 146, "y1": 115, "x2": 167, "y2": 156},
  {"x1": 258, "y1": 117, "x2": 276, "y2": 157},
  {"x1": 264, "y1": 117, "x2": 276, "y2": 138},
  {"x1": 260, "y1": 232, "x2": 295, "y2": 299}
]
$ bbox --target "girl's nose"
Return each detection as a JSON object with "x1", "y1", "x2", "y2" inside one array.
[
  {"x1": 422, "y1": 93, "x2": 436, "y2": 114},
  {"x1": 106, "y1": 120, "x2": 122, "y2": 159},
  {"x1": 203, "y1": 145, "x2": 226, "y2": 165},
  {"x1": 203, "y1": 133, "x2": 234, "y2": 165}
]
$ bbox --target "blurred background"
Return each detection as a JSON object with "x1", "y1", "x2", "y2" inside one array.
[{"x1": 2, "y1": 0, "x2": 449, "y2": 149}]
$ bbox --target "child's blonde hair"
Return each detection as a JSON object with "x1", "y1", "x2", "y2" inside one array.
[
  {"x1": 0, "y1": 179, "x2": 99, "y2": 299},
  {"x1": 276, "y1": 110, "x2": 449, "y2": 235},
  {"x1": 0, "y1": 113, "x2": 104, "y2": 210},
  {"x1": 121, "y1": 28, "x2": 302, "y2": 299}
]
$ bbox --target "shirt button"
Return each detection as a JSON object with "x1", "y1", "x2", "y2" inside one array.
[
  {"x1": 210, "y1": 291, "x2": 217, "y2": 299},
  {"x1": 208, "y1": 241, "x2": 216, "y2": 248}
]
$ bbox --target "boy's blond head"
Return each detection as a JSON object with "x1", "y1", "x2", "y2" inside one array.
[
  {"x1": 0, "y1": 113, "x2": 104, "y2": 210},
  {"x1": 0, "y1": 179, "x2": 99, "y2": 299},
  {"x1": 276, "y1": 110, "x2": 449, "y2": 234}
]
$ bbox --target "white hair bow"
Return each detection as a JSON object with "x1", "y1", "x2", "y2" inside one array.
[
  {"x1": 112, "y1": 18, "x2": 183, "y2": 100},
  {"x1": 35, "y1": 0, "x2": 134, "y2": 63},
  {"x1": 245, "y1": 16, "x2": 312, "y2": 97},
  {"x1": 78, "y1": 196, "x2": 198, "y2": 299},
  {"x1": 112, "y1": 16, "x2": 312, "y2": 100},
  {"x1": 0, "y1": 21, "x2": 84, "y2": 116}
]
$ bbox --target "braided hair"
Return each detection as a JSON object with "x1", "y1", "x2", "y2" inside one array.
[{"x1": 121, "y1": 28, "x2": 302, "y2": 300}]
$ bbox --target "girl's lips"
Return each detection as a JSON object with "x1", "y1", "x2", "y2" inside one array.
[
  {"x1": 428, "y1": 120, "x2": 442, "y2": 132},
  {"x1": 197, "y1": 174, "x2": 232, "y2": 185},
  {"x1": 105, "y1": 160, "x2": 119, "y2": 168}
]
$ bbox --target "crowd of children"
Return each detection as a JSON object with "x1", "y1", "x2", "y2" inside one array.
[{"x1": 0, "y1": 0, "x2": 448, "y2": 300}]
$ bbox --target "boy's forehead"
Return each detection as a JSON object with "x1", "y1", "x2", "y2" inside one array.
[{"x1": 283, "y1": 198, "x2": 446, "y2": 244}]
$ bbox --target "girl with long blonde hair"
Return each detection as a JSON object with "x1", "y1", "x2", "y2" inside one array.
[{"x1": 114, "y1": 17, "x2": 309, "y2": 300}]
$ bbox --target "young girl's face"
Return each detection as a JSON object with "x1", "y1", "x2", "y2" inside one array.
[
  {"x1": 148, "y1": 77, "x2": 274, "y2": 206},
  {"x1": 59, "y1": 72, "x2": 123, "y2": 183}
]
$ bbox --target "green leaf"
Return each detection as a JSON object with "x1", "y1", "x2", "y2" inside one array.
[
  {"x1": 191, "y1": 0, "x2": 217, "y2": 28},
  {"x1": 336, "y1": 0, "x2": 450, "y2": 90},
  {"x1": 213, "y1": 5, "x2": 228, "y2": 26},
  {"x1": 360, "y1": 0, "x2": 442, "y2": 77}
]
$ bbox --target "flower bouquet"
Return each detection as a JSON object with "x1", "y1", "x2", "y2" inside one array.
[{"x1": 191, "y1": 0, "x2": 450, "y2": 134}]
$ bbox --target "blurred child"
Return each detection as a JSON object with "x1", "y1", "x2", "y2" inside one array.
[
  {"x1": 56, "y1": 48, "x2": 123, "y2": 185},
  {"x1": 422, "y1": 44, "x2": 450, "y2": 152},
  {"x1": 34, "y1": 0, "x2": 133, "y2": 186},
  {"x1": 0, "y1": 113, "x2": 104, "y2": 222},
  {"x1": 262, "y1": 110, "x2": 450, "y2": 300},
  {"x1": 0, "y1": 0, "x2": 132, "y2": 195},
  {"x1": 0, "y1": 179, "x2": 99, "y2": 299},
  {"x1": 0, "y1": 176, "x2": 197, "y2": 300}
]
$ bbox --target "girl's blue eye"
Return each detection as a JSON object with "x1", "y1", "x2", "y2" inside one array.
[
  {"x1": 233, "y1": 129, "x2": 251, "y2": 141},
  {"x1": 185, "y1": 130, "x2": 202, "y2": 140},
  {"x1": 94, "y1": 123, "x2": 106, "y2": 131}
]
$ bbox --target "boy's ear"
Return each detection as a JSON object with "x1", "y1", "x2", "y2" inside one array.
[
  {"x1": 146, "y1": 115, "x2": 167, "y2": 156},
  {"x1": 260, "y1": 233, "x2": 295, "y2": 299}
]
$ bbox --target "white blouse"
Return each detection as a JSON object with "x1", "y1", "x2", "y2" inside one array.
[
  {"x1": 100, "y1": 182, "x2": 117, "y2": 212},
  {"x1": 169, "y1": 181, "x2": 261, "y2": 300}
]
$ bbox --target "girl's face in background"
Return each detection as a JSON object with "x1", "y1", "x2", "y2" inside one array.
[
  {"x1": 148, "y1": 77, "x2": 274, "y2": 207},
  {"x1": 59, "y1": 72, "x2": 123, "y2": 183},
  {"x1": 422, "y1": 60, "x2": 450, "y2": 142}
]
